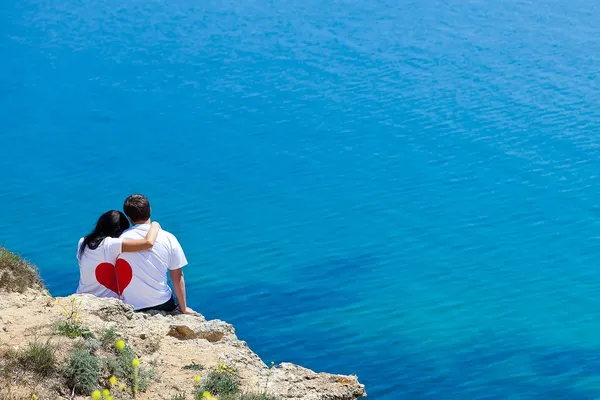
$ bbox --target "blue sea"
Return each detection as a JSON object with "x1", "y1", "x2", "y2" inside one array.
[{"x1": 3, "y1": 0, "x2": 600, "y2": 398}]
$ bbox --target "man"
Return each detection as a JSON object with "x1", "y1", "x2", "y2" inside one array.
[{"x1": 117, "y1": 194, "x2": 193, "y2": 313}]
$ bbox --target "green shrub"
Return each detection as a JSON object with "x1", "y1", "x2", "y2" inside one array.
[
  {"x1": 171, "y1": 394, "x2": 186, "y2": 400},
  {"x1": 237, "y1": 394, "x2": 280, "y2": 400},
  {"x1": 0, "y1": 247, "x2": 43, "y2": 293},
  {"x1": 17, "y1": 340, "x2": 56, "y2": 376},
  {"x1": 219, "y1": 395, "x2": 280, "y2": 400},
  {"x1": 196, "y1": 371, "x2": 239, "y2": 397},
  {"x1": 183, "y1": 362, "x2": 205, "y2": 371},
  {"x1": 63, "y1": 349, "x2": 100, "y2": 395}
]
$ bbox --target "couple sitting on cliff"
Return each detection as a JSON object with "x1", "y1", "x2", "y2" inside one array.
[{"x1": 75, "y1": 194, "x2": 195, "y2": 314}]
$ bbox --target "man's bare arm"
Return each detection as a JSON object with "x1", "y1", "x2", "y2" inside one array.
[{"x1": 170, "y1": 269, "x2": 189, "y2": 313}]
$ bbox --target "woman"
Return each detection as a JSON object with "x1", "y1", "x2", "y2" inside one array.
[{"x1": 76, "y1": 210, "x2": 160, "y2": 298}]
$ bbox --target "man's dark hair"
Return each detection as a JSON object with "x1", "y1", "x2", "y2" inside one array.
[{"x1": 123, "y1": 194, "x2": 151, "y2": 223}]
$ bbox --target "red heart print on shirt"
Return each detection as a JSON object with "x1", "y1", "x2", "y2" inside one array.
[
  {"x1": 94, "y1": 260, "x2": 133, "y2": 296},
  {"x1": 115, "y1": 259, "x2": 133, "y2": 295},
  {"x1": 95, "y1": 262, "x2": 119, "y2": 294}
]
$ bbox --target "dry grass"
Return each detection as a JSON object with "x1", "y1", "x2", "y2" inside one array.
[
  {"x1": 0, "y1": 247, "x2": 43, "y2": 293},
  {"x1": 0, "y1": 339, "x2": 58, "y2": 399},
  {"x1": 0, "y1": 384, "x2": 31, "y2": 400},
  {"x1": 3, "y1": 339, "x2": 57, "y2": 377}
]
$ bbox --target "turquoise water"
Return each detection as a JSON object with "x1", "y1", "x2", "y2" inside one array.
[{"x1": 3, "y1": 0, "x2": 600, "y2": 398}]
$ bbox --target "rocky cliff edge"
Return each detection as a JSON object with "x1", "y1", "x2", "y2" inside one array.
[{"x1": 0, "y1": 249, "x2": 366, "y2": 400}]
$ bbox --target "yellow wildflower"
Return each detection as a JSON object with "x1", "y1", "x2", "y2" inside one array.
[
  {"x1": 91, "y1": 390, "x2": 102, "y2": 400},
  {"x1": 115, "y1": 340, "x2": 125, "y2": 351},
  {"x1": 119, "y1": 383, "x2": 126, "y2": 391},
  {"x1": 102, "y1": 389, "x2": 110, "y2": 398},
  {"x1": 109, "y1": 376, "x2": 117, "y2": 386},
  {"x1": 31, "y1": 395, "x2": 37, "y2": 399},
  {"x1": 132, "y1": 357, "x2": 140, "y2": 368},
  {"x1": 194, "y1": 375, "x2": 201, "y2": 383},
  {"x1": 203, "y1": 392, "x2": 212, "y2": 399}
]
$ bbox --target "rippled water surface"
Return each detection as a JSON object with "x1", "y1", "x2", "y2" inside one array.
[{"x1": 3, "y1": 0, "x2": 600, "y2": 398}]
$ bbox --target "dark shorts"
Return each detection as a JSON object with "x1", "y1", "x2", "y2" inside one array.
[{"x1": 137, "y1": 297, "x2": 177, "y2": 313}]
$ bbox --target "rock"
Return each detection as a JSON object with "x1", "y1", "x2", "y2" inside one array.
[
  {"x1": 168, "y1": 325, "x2": 198, "y2": 340},
  {"x1": 167, "y1": 324, "x2": 226, "y2": 343},
  {"x1": 268, "y1": 364, "x2": 366, "y2": 400},
  {"x1": 69, "y1": 294, "x2": 135, "y2": 322},
  {"x1": 197, "y1": 330, "x2": 224, "y2": 343},
  {"x1": 1, "y1": 291, "x2": 366, "y2": 400}
]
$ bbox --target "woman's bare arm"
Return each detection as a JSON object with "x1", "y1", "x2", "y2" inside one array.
[{"x1": 121, "y1": 222, "x2": 161, "y2": 252}]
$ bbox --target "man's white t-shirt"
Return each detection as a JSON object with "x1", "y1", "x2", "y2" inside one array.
[
  {"x1": 76, "y1": 237, "x2": 122, "y2": 299},
  {"x1": 118, "y1": 224, "x2": 187, "y2": 310}
]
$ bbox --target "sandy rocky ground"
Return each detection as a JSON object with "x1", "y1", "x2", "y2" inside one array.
[{"x1": 0, "y1": 288, "x2": 366, "y2": 400}]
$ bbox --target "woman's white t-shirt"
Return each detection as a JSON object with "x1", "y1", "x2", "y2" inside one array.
[{"x1": 76, "y1": 237, "x2": 123, "y2": 298}]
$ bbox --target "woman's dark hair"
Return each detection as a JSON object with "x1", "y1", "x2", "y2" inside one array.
[{"x1": 79, "y1": 210, "x2": 131, "y2": 257}]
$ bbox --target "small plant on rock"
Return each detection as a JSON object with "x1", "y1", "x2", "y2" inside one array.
[
  {"x1": 137, "y1": 360, "x2": 156, "y2": 393},
  {"x1": 224, "y1": 394, "x2": 280, "y2": 400},
  {"x1": 73, "y1": 336, "x2": 102, "y2": 354},
  {"x1": 198, "y1": 392, "x2": 215, "y2": 400},
  {"x1": 103, "y1": 340, "x2": 134, "y2": 380},
  {"x1": 132, "y1": 357, "x2": 140, "y2": 395},
  {"x1": 57, "y1": 298, "x2": 94, "y2": 338},
  {"x1": 100, "y1": 328, "x2": 118, "y2": 348},
  {"x1": 212, "y1": 361, "x2": 238, "y2": 376},
  {"x1": 202, "y1": 392, "x2": 281, "y2": 400},
  {"x1": 102, "y1": 339, "x2": 154, "y2": 396},
  {"x1": 262, "y1": 361, "x2": 276, "y2": 395}
]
